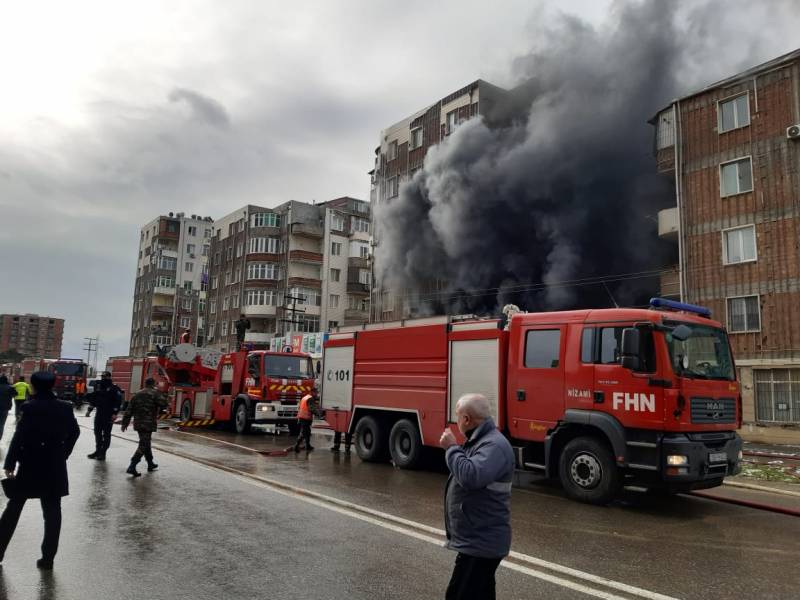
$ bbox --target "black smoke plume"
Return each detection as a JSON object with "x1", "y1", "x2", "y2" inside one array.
[{"x1": 373, "y1": 0, "x2": 797, "y2": 316}]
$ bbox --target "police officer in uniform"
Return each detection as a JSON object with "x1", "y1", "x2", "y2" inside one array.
[
  {"x1": 121, "y1": 378, "x2": 168, "y2": 477},
  {"x1": 85, "y1": 371, "x2": 122, "y2": 460}
]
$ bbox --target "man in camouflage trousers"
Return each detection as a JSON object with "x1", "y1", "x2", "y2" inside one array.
[{"x1": 121, "y1": 378, "x2": 168, "y2": 477}]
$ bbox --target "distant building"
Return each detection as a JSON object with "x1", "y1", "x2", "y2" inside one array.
[
  {"x1": 205, "y1": 197, "x2": 371, "y2": 352},
  {"x1": 652, "y1": 48, "x2": 800, "y2": 443},
  {"x1": 0, "y1": 314, "x2": 64, "y2": 359},
  {"x1": 129, "y1": 212, "x2": 214, "y2": 356},
  {"x1": 370, "y1": 79, "x2": 511, "y2": 321}
]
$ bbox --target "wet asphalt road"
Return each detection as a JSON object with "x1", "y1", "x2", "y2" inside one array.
[{"x1": 0, "y1": 415, "x2": 798, "y2": 599}]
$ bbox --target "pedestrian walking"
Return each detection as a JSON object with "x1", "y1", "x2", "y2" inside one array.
[
  {"x1": 439, "y1": 393, "x2": 515, "y2": 600},
  {"x1": 0, "y1": 375, "x2": 14, "y2": 441},
  {"x1": 12, "y1": 376, "x2": 31, "y2": 419},
  {"x1": 121, "y1": 378, "x2": 168, "y2": 477},
  {"x1": 84, "y1": 371, "x2": 123, "y2": 460},
  {"x1": 0, "y1": 371, "x2": 80, "y2": 570},
  {"x1": 293, "y1": 390, "x2": 320, "y2": 452},
  {"x1": 234, "y1": 315, "x2": 251, "y2": 349}
]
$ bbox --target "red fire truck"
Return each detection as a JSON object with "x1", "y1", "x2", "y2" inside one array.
[
  {"x1": 158, "y1": 344, "x2": 316, "y2": 434},
  {"x1": 106, "y1": 356, "x2": 170, "y2": 403},
  {"x1": 321, "y1": 298, "x2": 743, "y2": 504},
  {"x1": 48, "y1": 358, "x2": 89, "y2": 406}
]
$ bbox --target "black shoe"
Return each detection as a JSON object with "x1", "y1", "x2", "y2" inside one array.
[
  {"x1": 96, "y1": 454, "x2": 106, "y2": 461},
  {"x1": 344, "y1": 447, "x2": 351, "y2": 455},
  {"x1": 126, "y1": 465, "x2": 141, "y2": 477},
  {"x1": 330, "y1": 446, "x2": 340, "y2": 453},
  {"x1": 36, "y1": 559, "x2": 53, "y2": 570},
  {"x1": 293, "y1": 446, "x2": 300, "y2": 453},
  {"x1": 307, "y1": 445, "x2": 315, "y2": 452},
  {"x1": 147, "y1": 462, "x2": 158, "y2": 472},
  {"x1": 87, "y1": 452, "x2": 98, "y2": 459}
]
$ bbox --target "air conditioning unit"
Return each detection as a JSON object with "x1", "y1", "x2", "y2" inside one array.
[{"x1": 787, "y1": 124, "x2": 800, "y2": 140}]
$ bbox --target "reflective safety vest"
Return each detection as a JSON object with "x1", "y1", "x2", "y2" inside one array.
[
  {"x1": 297, "y1": 394, "x2": 314, "y2": 421},
  {"x1": 13, "y1": 382, "x2": 30, "y2": 401}
]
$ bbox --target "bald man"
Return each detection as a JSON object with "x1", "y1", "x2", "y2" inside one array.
[{"x1": 439, "y1": 393, "x2": 515, "y2": 600}]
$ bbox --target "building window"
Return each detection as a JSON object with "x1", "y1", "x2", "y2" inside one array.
[
  {"x1": 221, "y1": 321, "x2": 228, "y2": 337},
  {"x1": 166, "y1": 221, "x2": 179, "y2": 233},
  {"x1": 188, "y1": 226, "x2": 197, "y2": 236},
  {"x1": 719, "y1": 94, "x2": 750, "y2": 133},
  {"x1": 232, "y1": 294, "x2": 240, "y2": 308},
  {"x1": 247, "y1": 262, "x2": 280, "y2": 280},
  {"x1": 198, "y1": 299, "x2": 205, "y2": 313},
  {"x1": 382, "y1": 291, "x2": 393, "y2": 313},
  {"x1": 655, "y1": 107, "x2": 675, "y2": 149},
  {"x1": 183, "y1": 281, "x2": 193, "y2": 291},
  {"x1": 349, "y1": 296, "x2": 369, "y2": 311},
  {"x1": 202, "y1": 244, "x2": 209, "y2": 256},
  {"x1": 208, "y1": 323, "x2": 215, "y2": 339},
  {"x1": 211, "y1": 276, "x2": 218, "y2": 290},
  {"x1": 351, "y1": 217, "x2": 369, "y2": 234},
  {"x1": 329, "y1": 294, "x2": 339, "y2": 309},
  {"x1": 238, "y1": 219, "x2": 246, "y2": 232},
  {"x1": 225, "y1": 271, "x2": 232, "y2": 285},
  {"x1": 210, "y1": 300, "x2": 217, "y2": 315},
  {"x1": 727, "y1": 295, "x2": 760, "y2": 333},
  {"x1": 720, "y1": 157, "x2": 753, "y2": 197},
  {"x1": 155, "y1": 276, "x2": 175, "y2": 288},
  {"x1": 187, "y1": 243, "x2": 196, "y2": 255},
  {"x1": 446, "y1": 110, "x2": 458, "y2": 134},
  {"x1": 204, "y1": 228, "x2": 213, "y2": 239},
  {"x1": 388, "y1": 140, "x2": 398, "y2": 161},
  {"x1": 331, "y1": 213, "x2": 345, "y2": 231},
  {"x1": 754, "y1": 369, "x2": 800, "y2": 424},
  {"x1": 330, "y1": 268, "x2": 341, "y2": 282},
  {"x1": 293, "y1": 315, "x2": 320, "y2": 333},
  {"x1": 249, "y1": 237, "x2": 280, "y2": 254},
  {"x1": 723, "y1": 225, "x2": 757, "y2": 265},
  {"x1": 329, "y1": 320, "x2": 339, "y2": 330},
  {"x1": 289, "y1": 287, "x2": 321, "y2": 307},
  {"x1": 180, "y1": 316, "x2": 191, "y2": 329},
  {"x1": 410, "y1": 127, "x2": 423, "y2": 150},
  {"x1": 331, "y1": 242, "x2": 342, "y2": 256},
  {"x1": 251, "y1": 213, "x2": 280, "y2": 228},
  {"x1": 223, "y1": 297, "x2": 230, "y2": 311},
  {"x1": 226, "y1": 247, "x2": 233, "y2": 261},
  {"x1": 158, "y1": 256, "x2": 177, "y2": 270},
  {"x1": 358, "y1": 269, "x2": 371, "y2": 286},
  {"x1": 388, "y1": 176, "x2": 399, "y2": 198},
  {"x1": 185, "y1": 262, "x2": 194, "y2": 272},
  {"x1": 245, "y1": 289, "x2": 277, "y2": 306},
  {"x1": 236, "y1": 242, "x2": 243, "y2": 257}
]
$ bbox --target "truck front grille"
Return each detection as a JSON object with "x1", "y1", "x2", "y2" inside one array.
[{"x1": 690, "y1": 397, "x2": 736, "y2": 424}]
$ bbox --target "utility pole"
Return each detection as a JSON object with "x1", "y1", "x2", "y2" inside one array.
[
  {"x1": 83, "y1": 336, "x2": 98, "y2": 373},
  {"x1": 280, "y1": 293, "x2": 306, "y2": 347}
]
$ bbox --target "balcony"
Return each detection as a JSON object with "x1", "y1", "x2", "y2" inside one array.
[
  {"x1": 288, "y1": 277, "x2": 322, "y2": 288},
  {"x1": 344, "y1": 309, "x2": 369, "y2": 323},
  {"x1": 151, "y1": 305, "x2": 174, "y2": 317},
  {"x1": 243, "y1": 304, "x2": 277, "y2": 317},
  {"x1": 289, "y1": 250, "x2": 323, "y2": 264},
  {"x1": 153, "y1": 286, "x2": 176, "y2": 296},
  {"x1": 658, "y1": 207, "x2": 678, "y2": 241},
  {"x1": 245, "y1": 332, "x2": 273, "y2": 343},
  {"x1": 660, "y1": 267, "x2": 680, "y2": 299},
  {"x1": 347, "y1": 282, "x2": 370, "y2": 295},
  {"x1": 159, "y1": 249, "x2": 178, "y2": 259},
  {"x1": 290, "y1": 222, "x2": 323, "y2": 239},
  {"x1": 348, "y1": 256, "x2": 370, "y2": 270}
]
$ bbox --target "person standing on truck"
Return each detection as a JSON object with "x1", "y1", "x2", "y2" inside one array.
[
  {"x1": 234, "y1": 315, "x2": 250, "y2": 349},
  {"x1": 85, "y1": 371, "x2": 123, "y2": 461},
  {"x1": 293, "y1": 390, "x2": 320, "y2": 452},
  {"x1": 121, "y1": 378, "x2": 168, "y2": 477},
  {"x1": 0, "y1": 375, "x2": 15, "y2": 441},
  {"x1": 439, "y1": 393, "x2": 515, "y2": 600},
  {"x1": 180, "y1": 329, "x2": 191, "y2": 344},
  {"x1": 0, "y1": 371, "x2": 80, "y2": 570},
  {"x1": 12, "y1": 376, "x2": 31, "y2": 419}
]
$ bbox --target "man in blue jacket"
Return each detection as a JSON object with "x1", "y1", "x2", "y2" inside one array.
[{"x1": 439, "y1": 393, "x2": 515, "y2": 600}]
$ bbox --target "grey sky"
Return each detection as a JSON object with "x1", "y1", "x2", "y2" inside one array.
[{"x1": 0, "y1": 0, "x2": 796, "y2": 365}]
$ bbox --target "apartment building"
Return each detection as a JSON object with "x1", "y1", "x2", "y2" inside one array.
[
  {"x1": 0, "y1": 314, "x2": 64, "y2": 359},
  {"x1": 129, "y1": 212, "x2": 213, "y2": 356},
  {"x1": 205, "y1": 197, "x2": 371, "y2": 352},
  {"x1": 369, "y1": 79, "x2": 510, "y2": 320},
  {"x1": 653, "y1": 48, "x2": 800, "y2": 443}
]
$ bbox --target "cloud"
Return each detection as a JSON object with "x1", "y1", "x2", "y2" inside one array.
[{"x1": 168, "y1": 88, "x2": 231, "y2": 128}]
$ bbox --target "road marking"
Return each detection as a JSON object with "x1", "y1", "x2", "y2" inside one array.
[{"x1": 96, "y1": 425, "x2": 681, "y2": 600}]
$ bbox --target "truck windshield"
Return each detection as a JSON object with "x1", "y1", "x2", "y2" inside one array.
[
  {"x1": 264, "y1": 355, "x2": 313, "y2": 379},
  {"x1": 52, "y1": 363, "x2": 86, "y2": 376},
  {"x1": 665, "y1": 322, "x2": 735, "y2": 381}
]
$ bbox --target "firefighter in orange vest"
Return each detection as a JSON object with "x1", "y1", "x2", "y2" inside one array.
[{"x1": 293, "y1": 390, "x2": 320, "y2": 452}]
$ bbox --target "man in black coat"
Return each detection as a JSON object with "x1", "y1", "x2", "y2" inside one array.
[
  {"x1": 84, "y1": 371, "x2": 122, "y2": 460},
  {"x1": 0, "y1": 371, "x2": 80, "y2": 569},
  {"x1": 0, "y1": 375, "x2": 14, "y2": 441}
]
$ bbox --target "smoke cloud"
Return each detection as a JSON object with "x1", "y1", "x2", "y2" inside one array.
[{"x1": 374, "y1": 0, "x2": 800, "y2": 316}]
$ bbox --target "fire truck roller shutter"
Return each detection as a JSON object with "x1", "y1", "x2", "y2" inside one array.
[
  {"x1": 448, "y1": 338, "x2": 501, "y2": 424},
  {"x1": 130, "y1": 364, "x2": 144, "y2": 395},
  {"x1": 321, "y1": 345, "x2": 355, "y2": 412}
]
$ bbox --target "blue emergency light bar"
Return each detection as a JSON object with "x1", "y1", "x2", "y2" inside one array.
[{"x1": 649, "y1": 297, "x2": 711, "y2": 318}]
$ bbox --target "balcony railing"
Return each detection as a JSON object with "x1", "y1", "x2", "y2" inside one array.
[
  {"x1": 243, "y1": 305, "x2": 277, "y2": 317},
  {"x1": 347, "y1": 282, "x2": 370, "y2": 295},
  {"x1": 290, "y1": 222, "x2": 323, "y2": 238},
  {"x1": 344, "y1": 308, "x2": 369, "y2": 322},
  {"x1": 153, "y1": 286, "x2": 176, "y2": 296},
  {"x1": 289, "y1": 250, "x2": 323, "y2": 264},
  {"x1": 348, "y1": 256, "x2": 370, "y2": 269}
]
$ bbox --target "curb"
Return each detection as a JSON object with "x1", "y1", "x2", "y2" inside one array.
[{"x1": 722, "y1": 479, "x2": 800, "y2": 498}]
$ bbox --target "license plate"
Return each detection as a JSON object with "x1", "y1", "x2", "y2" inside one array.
[{"x1": 708, "y1": 452, "x2": 727, "y2": 463}]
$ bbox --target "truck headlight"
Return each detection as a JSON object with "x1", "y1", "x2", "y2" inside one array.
[{"x1": 667, "y1": 454, "x2": 689, "y2": 466}]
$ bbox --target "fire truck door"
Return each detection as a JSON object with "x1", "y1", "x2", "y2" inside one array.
[
  {"x1": 507, "y1": 325, "x2": 566, "y2": 439},
  {"x1": 321, "y1": 342, "x2": 354, "y2": 431}
]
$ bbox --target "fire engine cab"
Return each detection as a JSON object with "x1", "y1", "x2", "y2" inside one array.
[{"x1": 321, "y1": 299, "x2": 743, "y2": 504}]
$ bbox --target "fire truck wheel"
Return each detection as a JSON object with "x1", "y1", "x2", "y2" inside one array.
[
  {"x1": 354, "y1": 416, "x2": 388, "y2": 462},
  {"x1": 180, "y1": 400, "x2": 192, "y2": 422},
  {"x1": 234, "y1": 402, "x2": 251, "y2": 434},
  {"x1": 389, "y1": 419, "x2": 422, "y2": 469},
  {"x1": 558, "y1": 436, "x2": 621, "y2": 505}
]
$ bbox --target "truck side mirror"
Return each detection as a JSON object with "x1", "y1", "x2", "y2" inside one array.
[{"x1": 620, "y1": 328, "x2": 640, "y2": 371}]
